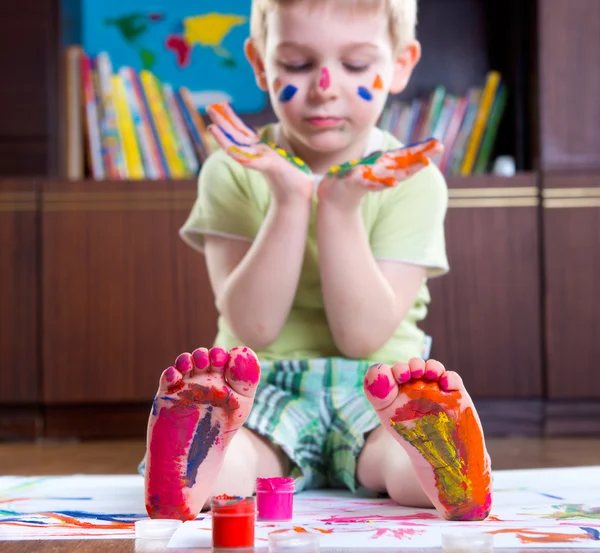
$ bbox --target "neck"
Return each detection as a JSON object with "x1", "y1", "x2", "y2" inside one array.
[{"x1": 280, "y1": 128, "x2": 372, "y2": 176}]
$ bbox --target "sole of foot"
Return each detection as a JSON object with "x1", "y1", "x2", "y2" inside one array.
[
  {"x1": 364, "y1": 358, "x2": 492, "y2": 521},
  {"x1": 144, "y1": 346, "x2": 260, "y2": 521}
]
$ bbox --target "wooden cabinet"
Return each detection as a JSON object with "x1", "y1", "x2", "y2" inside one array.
[
  {"x1": 0, "y1": 1, "x2": 59, "y2": 175},
  {"x1": 539, "y1": 0, "x2": 600, "y2": 171},
  {"x1": 0, "y1": 180, "x2": 40, "y2": 438},
  {"x1": 42, "y1": 180, "x2": 218, "y2": 406},
  {"x1": 423, "y1": 174, "x2": 542, "y2": 399}
]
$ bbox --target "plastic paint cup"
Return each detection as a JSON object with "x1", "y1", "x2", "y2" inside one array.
[
  {"x1": 211, "y1": 495, "x2": 255, "y2": 550},
  {"x1": 256, "y1": 477, "x2": 295, "y2": 521},
  {"x1": 442, "y1": 531, "x2": 494, "y2": 553}
]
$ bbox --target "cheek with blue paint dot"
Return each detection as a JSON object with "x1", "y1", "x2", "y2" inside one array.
[
  {"x1": 279, "y1": 85, "x2": 298, "y2": 103},
  {"x1": 358, "y1": 86, "x2": 373, "y2": 102}
]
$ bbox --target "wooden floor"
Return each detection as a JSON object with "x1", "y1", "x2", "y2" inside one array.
[{"x1": 2, "y1": 437, "x2": 600, "y2": 552}]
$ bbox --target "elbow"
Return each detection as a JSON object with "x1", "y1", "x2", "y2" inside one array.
[
  {"x1": 334, "y1": 334, "x2": 387, "y2": 360},
  {"x1": 225, "y1": 318, "x2": 281, "y2": 352}
]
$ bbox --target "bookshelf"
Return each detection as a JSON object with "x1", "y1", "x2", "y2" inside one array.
[{"x1": 1, "y1": 0, "x2": 600, "y2": 439}]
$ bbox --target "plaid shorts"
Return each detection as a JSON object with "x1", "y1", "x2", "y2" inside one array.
[{"x1": 246, "y1": 357, "x2": 381, "y2": 493}]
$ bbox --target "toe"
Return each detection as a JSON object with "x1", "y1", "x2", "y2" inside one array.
[
  {"x1": 364, "y1": 363, "x2": 399, "y2": 411},
  {"x1": 408, "y1": 357, "x2": 426, "y2": 379},
  {"x1": 192, "y1": 347, "x2": 210, "y2": 371},
  {"x1": 391, "y1": 362, "x2": 411, "y2": 384},
  {"x1": 159, "y1": 366, "x2": 183, "y2": 393},
  {"x1": 440, "y1": 370, "x2": 464, "y2": 392},
  {"x1": 424, "y1": 359, "x2": 445, "y2": 381},
  {"x1": 209, "y1": 347, "x2": 229, "y2": 373},
  {"x1": 175, "y1": 353, "x2": 194, "y2": 375},
  {"x1": 225, "y1": 347, "x2": 261, "y2": 397}
]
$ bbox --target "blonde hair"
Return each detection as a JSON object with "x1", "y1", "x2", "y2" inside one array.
[{"x1": 250, "y1": 0, "x2": 418, "y2": 52}]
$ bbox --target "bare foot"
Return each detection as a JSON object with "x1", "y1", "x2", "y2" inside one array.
[
  {"x1": 364, "y1": 358, "x2": 492, "y2": 521},
  {"x1": 145, "y1": 346, "x2": 260, "y2": 521}
]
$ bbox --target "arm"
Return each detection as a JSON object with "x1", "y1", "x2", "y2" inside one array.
[
  {"x1": 204, "y1": 195, "x2": 311, "y2": 350},
  {"x1": 202, "y1": 103, "x2": 315, "y2": 350},
  {"x1": 317, "y1": 201, "x2": 426, "y2": 358}
]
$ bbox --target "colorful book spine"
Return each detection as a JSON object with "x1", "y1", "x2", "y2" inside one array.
[
  {"x1": 439, "y1": 94, "x2": 469, "y2": 174},
  {"x1": 140, "y1": 70, "x2": 187, "y2": 178},
  {"x1": 449, "y1": 89, "x2": 482, "y2": 175},
  {"x1": 131, "y1": 70, "x2": 169, "y2": 178},
  {"x1": 95, "y1": 52, "x2": 125, "y2": 179},
  {"x1": 80, "y1": 52, "x2": 105, "y2": 179},
  {"x1": 163, "y1": 84, "x2": 199, "y2": 175},
  {"x1": 460, "y1": 70, "x2": 502, "y2": 175},
  {"x1": 120, "y1": 67, "x2": 161, "y2": 179},
  {"x1": 474, "y1": 83, "x2": 509, "y2": 174},
  {"x1": 179, "y1": 87, "x2": 211, "y2": 160},
  {"x1": 111, "y1": 74, "x2": 144, "y2": 179}
]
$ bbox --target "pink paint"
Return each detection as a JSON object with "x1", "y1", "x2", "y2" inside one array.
[
  {"x1": 175, "y1": 353, "x2": 193, "y2": 373},
  {"x1": 210, "y1": 347, "x2": 229, "y2": 368},
  {"x1": 321, "y1": 513, "x2": 438, "y2": 524},
  {"x1": 256, "y1": 477, "x2": 295, "y2": 521},
  {"x1": 319, "y1": 67, "x2": 331, "y2": 91},
  {"x1": 425, "y1": 369, "x2": 438, "y2": 380},
  {"x1": 229, "y1": 349, "x2": 260, "y2": 385},
  {"x1": 439, "y1": 375, "x2": 450, "y2": 390},
  {"x1": 372, "y1": 528, "x2": 424, "y2": 539},
  {"x1": 411, "y1": 369, "x2": 424, "y2": 378},
  {"x1": 192, "y1": 348, "x2": 210, "y2": 370},
  {"x1": 146, "y1": 405, "x2": 199, "y2": 520},
  {"x1": 398, "y1": 371, "x2": 411, "y2": 383},
  {"x1": 366, "y1": 373, "x2": 394, "y2": 399},
  {"x1": 164, "y1": 366, "x2": 179, "y2": 384}
]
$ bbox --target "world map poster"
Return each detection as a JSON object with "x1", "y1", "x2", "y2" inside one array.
[{"x1": 81, "y1": 0, "x2": 267, "y2": 113}]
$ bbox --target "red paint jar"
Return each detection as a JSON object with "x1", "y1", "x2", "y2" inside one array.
[
  {"x1": 256, "y1": 477, "x2": 295, "y2": 521},
  {"x1": 211, "y1": 495, "x2": 255, "y2": 550}
]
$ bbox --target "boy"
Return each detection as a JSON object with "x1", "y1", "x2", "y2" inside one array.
[{"x1": 142, "y1": 0, "x2": 492, "y2": 523}]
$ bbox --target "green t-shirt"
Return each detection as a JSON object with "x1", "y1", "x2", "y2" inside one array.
[{"x1": 180, "y1": 125, "x2": 449, "y2": 365}]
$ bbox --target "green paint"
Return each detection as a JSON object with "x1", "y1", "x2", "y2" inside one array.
[{"x1": 327, "y1": 150, "x2": 384, "y2": 178}]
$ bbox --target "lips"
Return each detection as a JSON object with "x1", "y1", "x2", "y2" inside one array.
[{"x1": 306, "y1": 116, "x2": 344, "y2": 128}]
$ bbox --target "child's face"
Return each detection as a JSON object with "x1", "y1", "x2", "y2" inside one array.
[{"x1": 247, "y1": 3, "x2": 418, "y2": 162}]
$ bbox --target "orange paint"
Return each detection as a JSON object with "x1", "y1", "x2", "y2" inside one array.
[
  {"x1": 391, "y1": 380, "x2": 492, "y2": 521},
  {"x1": 373, "y1": 75, "x2": 384, "y2": 89},
  {"x1": 361, "y1": 166, "x2": 395, "y2": 187},
  {"x1": 488, "y1": 527, "x2": 591, "y2": 544},
  {"x1": 209, "y1": 103, "x2": 253, "y2": 137},
  {"x1": 273, "y1": 78, "x2": 283, "y2": 94},
  {"x1": 384, "y1": 139, "x2": 440, "y2": 170}
]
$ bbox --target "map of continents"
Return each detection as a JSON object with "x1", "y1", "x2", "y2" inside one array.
[{"x1": 82, "y1": 0, "x2": 266, "y2": 113}]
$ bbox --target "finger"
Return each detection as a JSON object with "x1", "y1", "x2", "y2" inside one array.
[
  {"x1": 207, "y1": 106, "x2": 257, "y2": 147},
  {"x1": 208, "y1": 102, "x2": 255, "y2": 138},
  {"x1": 208, "y1": 125, "x2": 264, "y2": 165},
  {"x1": 384, "y1": 139, "x2": 443, "y2": 171}
]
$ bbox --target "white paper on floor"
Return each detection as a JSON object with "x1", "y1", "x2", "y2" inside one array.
[{"x1": 1, "y1": 467, "x2": 599, "y2": 547}]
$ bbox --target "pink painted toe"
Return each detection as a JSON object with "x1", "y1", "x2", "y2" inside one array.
[
  {"x1": 209, "y1": 347, "x2": 229, "y2": 372},
  {"x1": 424, "y1": 359, "x2": 445, "y2": 380},
  {"x1": 192, "y1": 347, "x2": 210, "y2": 371},
  {"x1": 408, "y1": 357, "x2": 426, "y2": 379},
  {"x1": 225, "y1": 347, "x2": 260, "y2": 397},
  {"x1": 364, "y1": 363, "x2": 398, "y2": 410},
  {"x1": 391, "y1": 362, "x2": 411, "y2": 384},
  {"x1": 175, "y1": 353, "x2": 194, "y2": 374}
]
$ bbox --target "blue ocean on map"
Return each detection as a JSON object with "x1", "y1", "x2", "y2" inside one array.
[{"x1": 80, "y1": 0, "x2": 267, "y2": 113}]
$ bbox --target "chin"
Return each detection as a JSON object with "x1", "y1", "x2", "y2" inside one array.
[{"x1": 299, "y1": 129, "x2": 354, "y2": 153}]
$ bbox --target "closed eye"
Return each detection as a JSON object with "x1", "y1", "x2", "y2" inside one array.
[
  {"x1": 279, "y1": 62, "x2": 314, "y2": 72},
  {"x1": 344, "y1": 63, "x2": 370, "y2": 73}
]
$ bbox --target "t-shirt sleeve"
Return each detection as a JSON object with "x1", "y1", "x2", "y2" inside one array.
[
  {"x1": 179, "y1": 149, "x2": 265, "y2": 253},
  {"x1": 370, "y1": 163, "x2": 449, "y2": 277}
]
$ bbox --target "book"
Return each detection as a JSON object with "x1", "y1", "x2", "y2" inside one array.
[{"x1": 460, "y1": 70, "x2": 502, "y2": 175}]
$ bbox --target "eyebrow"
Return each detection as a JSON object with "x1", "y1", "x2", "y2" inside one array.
[{"x1": 276, "y1": 41, "x2": 379, "y2": 52}]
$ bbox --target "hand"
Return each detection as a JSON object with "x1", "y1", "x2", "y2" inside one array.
[
  {"x1": 206, "y1": 103, "x2": 314, "y2": 204},
  {"x1": 318, "y1": 138, "x2": 444, "y2": 210}
]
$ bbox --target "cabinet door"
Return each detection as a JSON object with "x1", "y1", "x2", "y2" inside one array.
[
  {"x1": 0, "y1": 180, "x2": 39, "y2": 403},
  {"x1": 0, "y1": 1, "x2": 58, "y2": 175},
  {"x1": 539, "y1": 0, "x2": 600, "y2": 171},
  {"x1": 422, "y1": 175, "x2": 543, "y2": 399},
  {"x1": 42, "y1": 180, "x2": 219, "y2": 403},
  {"x1": 543, "y1": 175, "x2": 600, "y2": 399}
]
